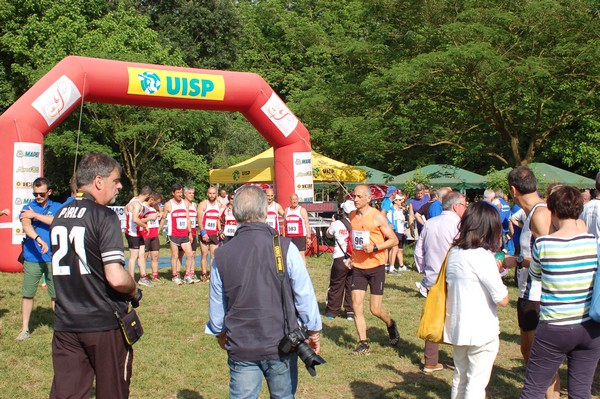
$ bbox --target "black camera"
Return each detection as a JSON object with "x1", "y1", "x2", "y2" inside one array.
[{"x1": 278, "y1": 328, "x2": 326, "y2": 377}]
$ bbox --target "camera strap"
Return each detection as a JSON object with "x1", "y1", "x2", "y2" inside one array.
[{"x1": 273, "y1": 234, "x2": 295, "y2": 335}]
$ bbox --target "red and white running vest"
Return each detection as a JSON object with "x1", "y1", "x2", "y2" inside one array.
[
  {"x1": 167, "y1": 199, "x2": 189, "y2": 237},
  {"x1": 266, "y1": 202, "x2": 281, "y2": 231},
  {"x1": 202, "y1": 201, "x2": 221, "y2": 235},
  {"x1": 222, "y1": 207, "x2": 237, "y2": 237},
  {"x1": 187, "y1": 201, "x2": 198, "y2": 235},
  {"x1": 125, "y1": 198, "x2": 144, "y2": 236},
  {"x1": 140, "y1": 203, "x2": 160, "y2": 239},
  {"x1": 285, "y1": 206, "x2": 306, "y2": 237}
]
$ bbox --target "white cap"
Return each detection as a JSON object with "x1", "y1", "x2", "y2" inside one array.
[
  {"x1": 394, "y1": 194, "x2": 405, "y2": 201},
  {"x1": 340, "y1": 200, "x2": 356, "y2": 214}
]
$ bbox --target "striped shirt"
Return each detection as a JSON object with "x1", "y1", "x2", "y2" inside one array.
[{"x1": 530, "y1": 233, "x2": 599, "y2": 325}]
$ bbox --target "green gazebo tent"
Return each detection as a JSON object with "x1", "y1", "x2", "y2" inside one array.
[
  {"x1": 390, "y1": 164, "x2": 486, "y2": 190},
  {"x1": 497, "y1": 163, "x2": 596, "y2": 189},
  {"x1": 356, "y1": 166, "x2": 396, "y2": 185}
]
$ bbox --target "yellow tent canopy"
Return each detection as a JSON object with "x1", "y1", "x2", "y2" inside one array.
[{"x1": 209, "y1": 147, "x2": 366, "y2": 184}]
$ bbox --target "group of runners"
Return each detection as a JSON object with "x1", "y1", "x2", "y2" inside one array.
[{"x1": 123, "y1": 185, "x2": 313, "y2": 285}]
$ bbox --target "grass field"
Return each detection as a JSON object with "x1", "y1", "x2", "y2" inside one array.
[{"x1": 1, "y1": 241, "x2": 599, "y2": 398}]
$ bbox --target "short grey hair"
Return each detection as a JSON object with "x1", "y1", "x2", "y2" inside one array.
[
  {"x1": 233, "y1": 185, "x2": 267, "y2": 224},
  {"x1": 184, "y1": 185, "x2": 195, "y2": 193},
  {"x1": 443, "y1": 191, "x2": 464, "y2": 210},
  {"x1": 414, "y1": 183, "x2": 425, "y2": 192},
  {"x1": 483, "y1": 189, "x2": 495, "y2": 201},
  {"x1": 76, "y1": 153, "x2": 121, "y2": 188}
]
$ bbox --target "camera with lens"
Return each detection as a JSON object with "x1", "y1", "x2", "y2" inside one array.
[{"x1": 278, "y1": 327, "x2": 326, "y2": 377}]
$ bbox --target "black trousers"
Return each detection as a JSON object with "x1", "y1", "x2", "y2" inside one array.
[
  {"x1": 50, "y1": 328, "x2": 133, "y2": 399},
  {"x1": 325, "y1": 257, "x2": 354, "y2": 317}
]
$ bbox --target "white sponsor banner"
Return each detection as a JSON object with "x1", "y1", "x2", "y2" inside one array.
[
  {"x1": 108, "y1": 206, "x2": 127, "y2": 231},
  {"x1": 31, "y1": 75, "x2": 81, "y2": 127},
  {"x1": 260, "y1": 92, "x2": 299, "y2": 138},
  {"x1": 293, "y1": 152, "x2": 314, "y2": 203},
  {"x1": 12, "y1": 143, "x2": 43, "y2": 244}
]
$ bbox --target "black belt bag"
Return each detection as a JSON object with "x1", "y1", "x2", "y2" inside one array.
[{"x1": 115, "y1": 307, "x2": 144, "y2": 346}]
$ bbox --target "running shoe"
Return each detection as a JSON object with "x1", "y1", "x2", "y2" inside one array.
[
  {"x1": 191, "y1": 274, "x2": 200, "y2": 283},
  {"x1": 397, "y1": 265, "x2": 408, "y2": 271},
  {"x1": 200, "y1": 273, "x2": 210, "y2": 282},
  {"x1": 184, "y1": 275, "x2": 194, "y2": 285},
  {"x1": 352, "y1": 340, "x2": 370, "y2": 355},
  {"x1": 138, "y1": 276, "x2": 154, "y2": 287},
  {"x1": 152, "y1": 277, "x2": 164, "y2": 285},
  {"x1": 387, "y1": 320, "x2": 400, "y2": 346},
  {"x1": 415, "y1": 281, "x2": 429, "y2": 298},
  {"x1": 172, "y1": 275, "x2": 183, "y2": 285},
  {"x1": 16, "y1": 330, "x2": 30, "y2": 341}
]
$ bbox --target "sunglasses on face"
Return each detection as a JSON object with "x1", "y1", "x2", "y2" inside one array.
[{"x1": 33, "y1": 191, "x2": 48, "y2": 197}]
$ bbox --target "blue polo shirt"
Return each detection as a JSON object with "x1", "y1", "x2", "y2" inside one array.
[
  {"x1": 21, "y1": 199, "x2": 63, "y2": 262},
  {"x1": 497, "y1": 198, "x2": 511, "y2": 233}
]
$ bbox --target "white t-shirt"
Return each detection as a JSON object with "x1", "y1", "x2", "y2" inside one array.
[
  {"x1": 444, "y1": 247, "x2": 508, "y2": 346},
  {"x1": 581, "y1": 199, "x2": 600, "y2": 239},
  {"x1": 327, "y1": 219, "x2": 350, "y2": 259}
]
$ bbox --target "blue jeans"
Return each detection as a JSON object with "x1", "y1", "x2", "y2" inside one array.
[{"x1": 228, "y1": 353, "x2": 298, "y2": 399}]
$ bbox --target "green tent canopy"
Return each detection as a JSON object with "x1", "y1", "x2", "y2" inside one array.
[
  {"x1": 497, "y1": 163, "x2": 596, "y2": 189},
  {"x1": 390, "y1": 164, "x2": 486, "y2": 190},
  {"x1": 356, "y1": 166, "x2": 396, "y2": 185}
]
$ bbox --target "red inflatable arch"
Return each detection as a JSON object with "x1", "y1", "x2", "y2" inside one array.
[{"x1": 0, "y1": 56, "x2": 314, "y2": 272}]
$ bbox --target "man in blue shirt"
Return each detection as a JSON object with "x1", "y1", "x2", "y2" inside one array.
[
  {"x1": 206, "y1": 185, "x2": 322, "y2": 398},
  {"x1": 17, "y1": 177, "x2": 63, "y2": 341},
  {"x1": 495, "y1": 188, "x2": 512, "y2": 252},
  {"x1": 427, "y1": 187, "x2": 450, "y2": 220}
]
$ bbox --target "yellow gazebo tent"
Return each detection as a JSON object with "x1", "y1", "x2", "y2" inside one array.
[{"x1": 209, "y1": 148, "x2": 366, "y2": 184}]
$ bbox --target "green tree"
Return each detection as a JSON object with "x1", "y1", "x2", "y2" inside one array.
[
  {"x1": 358, "y1": 0, "x2": 600, "y2": 171},
  {"x1": 133, "y1": 0, "x2": 242, "y2": 70}
]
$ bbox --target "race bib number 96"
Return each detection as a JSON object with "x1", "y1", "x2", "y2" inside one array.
[{"x1": 352, "y1": 230, "x2": 370, "y2": 251}]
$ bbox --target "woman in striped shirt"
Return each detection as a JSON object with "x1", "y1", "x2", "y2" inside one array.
[{"x1": 520, "y1": 186, "x2": 600, "y2": 399}]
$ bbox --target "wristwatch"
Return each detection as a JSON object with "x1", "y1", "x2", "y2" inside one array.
[
  {"x1": 373, "y1": 244, "x2": 379, "y2": 252},
  {"x1": 516, "y1": 255, "x2": 524, "y2": 269}
]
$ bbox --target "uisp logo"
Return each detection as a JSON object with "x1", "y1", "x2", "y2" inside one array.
[{"x1": 138, "y1": 72, "x2": 161, "y2": 94}]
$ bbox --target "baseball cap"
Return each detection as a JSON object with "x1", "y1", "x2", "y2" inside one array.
[
  {"x1": 340, "y1": 200, "x2": 356, "y2": 214},
  {"x1": 386, "y1": 186, "x2": 398, "y2": 197}
]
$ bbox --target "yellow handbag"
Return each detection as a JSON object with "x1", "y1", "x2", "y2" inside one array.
[{"x1": 417, "y1": 250, "x2": 450, "y2": 343}]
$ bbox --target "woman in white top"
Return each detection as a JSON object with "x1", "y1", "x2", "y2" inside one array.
[{"x1": 444, "y1": 201, "x2": 510, "y2": 399}]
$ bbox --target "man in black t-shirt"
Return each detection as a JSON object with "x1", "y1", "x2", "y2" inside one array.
[{"x1": 49, "y1": 153, "x2": 139, "y2": 399}]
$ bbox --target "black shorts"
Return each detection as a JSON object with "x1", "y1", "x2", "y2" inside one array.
[
  {"x1": 394, "y1": 232, "x2": 405, "y2": 249},
  {"x1": 291, "y1": 236, "x2": 307, "y2": 251},
  {"x1": 517, "y1": 298, "x2": 540, "y2": 332},
  {"x1": 125, "y1": 234, "x2": 144, "y2": 250},
  {"x1": 201, "y1": 234, "x2": 219, "y2": 246},
  {"x1": 180, "y1": 236, "x2": 198, "y2": 252},
  {"x1": 168, "y1": 235, "x2": 190, "y2": 247},
  {"x1": 351, "y1": 265, "x2": 386, "y2": 295},
  {"x1": 144, "y1": 236, "x2": 160, "y2": 252}
]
